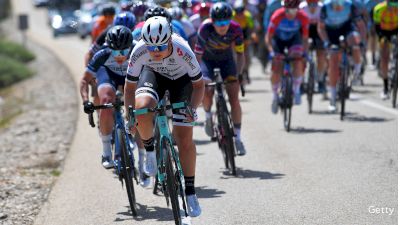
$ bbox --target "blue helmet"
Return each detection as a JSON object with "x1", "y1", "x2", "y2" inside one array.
[{"x1": 113, "y1": 12, "x2": 136, "y2": 30}]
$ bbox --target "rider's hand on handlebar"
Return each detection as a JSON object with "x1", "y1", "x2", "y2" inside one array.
[
  {"x1": 323, "y1": 41, "x2": 330, "y2": 49},
  {"x1": 83, "y1": 101, "x2": 94, "y2": 114},
  {"x1": 184, "y1": 106, "x2": 198, "y2": 123}
]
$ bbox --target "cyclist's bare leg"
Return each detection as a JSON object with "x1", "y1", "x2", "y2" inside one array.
[
  {"x1": 202, "y1": 82, "x2": 214, "y2": 113},
  {"x1": 316, "y1": 49, "x2": 327, "y2": 81},
  {"x1": 226, "y1": 81, "x2": 241, "y2": 125},
  {"x1": 173, "y1": 126, "x2": 196, "y2": 177},
  {"x1": 347, "y1": 33, "x2": 362, "y2": 75},
  {"x1": 134, "y1": 96, "x2": 157, "y2": 140},
  {"x1": 328, "y1": 50, "x2": 341, "y2": 107},
  {"x1": 98, "y1": 86, "x2": 116, "y2": 135},
  {"x1": 271, "y1": 57, "x2": 284, "y2": 98},
  {"x1": 379, "y1": 40, "x2": 390, "y2": 79},
  {"x1": 369, "y1": 28, "x2": 377, "y2": 64}
]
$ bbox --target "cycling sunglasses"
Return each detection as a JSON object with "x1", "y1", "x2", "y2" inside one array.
[
  {"x1": 213, "y1": 19, "x2": 231, "y2": 27},
  {"x1": 111, "y1": 48, "x2": 130, "y2": 57},
  {"x1": 308, "y1": 2, "x2": 319, "y2": 7},
  {"x1": 146, "y1": 43, "x2": 169, "y2": 52},
  {"x1": 285, "y1": 8, "x2": 298, "y2": 15}
]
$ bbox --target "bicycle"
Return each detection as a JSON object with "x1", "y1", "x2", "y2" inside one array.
[
  {"x1": 276, "y1": 49, "x2": 298, "y2": 132},
  {"x1": 206, "y1": 68, "x2": 237, "y2": 176},
  {"x1": 128, "y1": 92, "x2": 189, "y2": 224},
  {"x1": 330, "y1": 36, "x2": 354, "y2": 121},
  {"x1": 305, "y1": 39, "x2": 318, "y2": 114},
  {"x1": 87, "y1": 91, "x2": 138, "y2": 217}
]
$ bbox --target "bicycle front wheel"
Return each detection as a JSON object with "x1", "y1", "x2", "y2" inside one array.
[
  {"x1": 339, "y1": 66, "x2": 347, "y2": 121},
  {"x1": 217, "y1": 98, "x2": 236, "y2": 175},
  {"x1": 283, "y1": 76, "x2": 293, "y2": 132},
  {"x1": 307, "y1": 61, "x2": 315, "y2": 114},
  {"x1": 117, "y1": 129, "x2": 137, "y2": 217},
  {"x1": 163, "y1": 139, "x2": 182, "y2": 225}
]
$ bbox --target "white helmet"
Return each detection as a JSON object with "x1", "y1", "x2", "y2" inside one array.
[{"x1": 141, "y1": 16, "x2": 172, "y2": 46}]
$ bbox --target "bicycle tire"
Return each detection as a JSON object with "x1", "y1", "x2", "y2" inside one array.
[
  {"x1": 307, "y1": 61, "x2": 315, "y2": 114},
  {"x1": 163, "y1": 139, "x2": 182, "y2": 225},
  {"x1": 339, "y1": 65, "x2": 347, "y2": 121},
  {"x1": 117, "y1": 129, "x2": 137, "y2": 217},
  {"x1": 217, "y1": 98, "x2": 236, "y2": 175},
  {"x1": 283, "y1": 76, "x2": 293, "y2": 132},
  {"x1": 391, "y1": 67, "x2": 397, "y2": 108},
  {"x1": 216, "y1": 99, "x2": 229, "y2": 170}
]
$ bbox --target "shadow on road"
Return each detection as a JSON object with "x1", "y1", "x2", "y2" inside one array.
[
  {"x1": 344, "y1": 114, "x2": 391, "y2": 123},
  {"x1": 221, "y1": 168, "x2": 285, "y2": 180},
  {"x1": 196, "y1": 185, "x2": 226, "y2": 198},
  {"x1": 290, "y1": 127, "x2": 342, "y2": 134},
  {"x1": 310, "y1": 110, "x2": 335, "y2": 115},
  {"x1": 115, "y1": 203, "x2": 174, "y2": 222},
  {"x1": 245, "y1": 89, "x2": 269, "y2": 94},
  {"x1": 194, "y1": 139, "x2": 213, "y2": 146}
]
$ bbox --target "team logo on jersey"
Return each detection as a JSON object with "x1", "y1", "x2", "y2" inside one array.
[
  {"x1": 144, "y1": 82, "x2": 153, "y2": 88},
  {"x1": 177, "y1": 48, "x2": 183, "y2": 56},
  {"x1": 168, "y1": 58, "x2": 175, "y2": 63}
]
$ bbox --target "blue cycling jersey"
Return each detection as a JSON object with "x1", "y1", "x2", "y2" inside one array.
[{"x1": 321, "y1": 0, "x2": 360, "y2": 28}]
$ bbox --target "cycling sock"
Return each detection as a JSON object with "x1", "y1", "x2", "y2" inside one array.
[
  {"x1": 184, "y1": 176, "x2": 196, "y2": 195},
  {"x1": 383, "y1": 79, "x2": 389, "y2": 93},
  {"x1": 293, "y1": 76, "x2": 303, "y2": 94},
  {"x1": 142, "y1": 137, "x2": 154, "y2": 152},
  {"x1": 138, "y1": 148, "x2": 145, "y2": 172},
  {"x1": 272, "y1": 83, "x2": 280, "y2": 100},
  {"x1": 329, "y1": 86, "x2": 337, "y2": 103},
  {"x1": 100, "y1": 134, "x2": 112, "y2": 157},
  {"x1": 205, "y1": 111, "x2": 212, "y2": 119},
  {"x1": 234, "y1": 124, "x2": 241, "y2": 141},
  {"x1": 354, "y1": 63, "x2": 362, "y2": 76}
]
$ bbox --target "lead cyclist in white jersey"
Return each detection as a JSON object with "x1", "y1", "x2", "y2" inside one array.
[{"x1": 124, "y1": 16, "x2": 204, "y2": 217}]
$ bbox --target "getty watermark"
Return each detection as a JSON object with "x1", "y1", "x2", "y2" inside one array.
[{"x1": 368, "y1": 206, "x2": 395, "y2": 216}]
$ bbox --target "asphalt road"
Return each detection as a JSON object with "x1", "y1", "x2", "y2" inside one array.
[{"x1": 12, "y1": 1, "x2": 398, "y2": 224}]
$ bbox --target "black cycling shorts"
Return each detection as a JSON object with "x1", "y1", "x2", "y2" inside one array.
[
  {"x1": 326, "y1": 22, "x2": 358, "y2": 45},
  {"x1": 375, "y1": 25, "x2": 397, "y2": 42},
  {"x1": 135, "y1": 66, "x2": 193, "y2": 126}
]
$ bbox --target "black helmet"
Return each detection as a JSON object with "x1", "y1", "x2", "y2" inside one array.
[
  {"x1": 100, "y1": 4, "x2": 116, "y2": 16},
  {"x1": 106, "y1": 25, "x2": 133, "y2": 50},
  {"x1": 144, "y1": 6, "x2": 172, "y2": 22},
  {"x1": 210, "y1": 2, "x2": 233, "y2": 20}
]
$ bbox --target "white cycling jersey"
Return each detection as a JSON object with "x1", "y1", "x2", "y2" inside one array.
[
  {"x1": 126, "y1": 33, "x2": 202, "y2": 83},
  {"x1": 299, "y1": 1, "x2": 323, "y2": 25}
]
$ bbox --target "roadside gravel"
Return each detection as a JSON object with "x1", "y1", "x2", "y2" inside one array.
[{"x1": 0, "y1": 21, "x2": 78, "y2": 225}]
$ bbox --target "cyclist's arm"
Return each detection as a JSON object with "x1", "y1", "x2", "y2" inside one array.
[
  {"x1": 191, "y1": 78, "x2": 205, "y2": 108},
  {"x1": 318, "y1": 7, "x2": 329, "y2": 43},
  {"x1": 124, "y1": 81, "x2": 137, "y2": 115},
  {"x1": 80, "y1": 71, "x2": 95, "y2": 102},
  {"x1": 84, "y1": 51, "x2": 93, "y2": 66},
  {"x1": 299, "y1": 12, "x2": 310, "y2": 53}
]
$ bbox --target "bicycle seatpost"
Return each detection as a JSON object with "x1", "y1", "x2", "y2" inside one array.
[{"x1": 214, "y1": 68, "x2": 222, "y2": 83}]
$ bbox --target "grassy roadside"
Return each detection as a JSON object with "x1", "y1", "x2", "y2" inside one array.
[{"x1": 0, "y1": 37, "x2": 36, "y2": 128}]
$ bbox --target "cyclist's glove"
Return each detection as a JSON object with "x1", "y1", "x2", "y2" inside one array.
[
  {"x1": 185, "y1": 106, "x2": 198, "y2": 122},
  {"x1": 83, "y1": 101, "x2": 94, "y2": 114}
]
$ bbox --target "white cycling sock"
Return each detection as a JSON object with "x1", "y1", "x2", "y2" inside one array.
[
  {"x1": 100, "y1": 134, "x2": 112, "y2": 157},
  {"x1": 138, "y1": 148, "x2": 145, "y2": 173},
  {"x1": 205, "y1": 111, "x2": 212, "y2": 119},
  {"x1": 329, "y1": 86, "x2": 337, "y2": 104},
  {"x1": 293, "y1": 76, "x2": 303, "y2": 94},
  {"x1": 354, "y1": 63, "x2": 362, "y2": 76},
  {"x1": 234, "y1": 128, "x2": 241, "y2": 141},
  {"x1": 272, "y1": 83, "x2": 280, "y2": 100}
]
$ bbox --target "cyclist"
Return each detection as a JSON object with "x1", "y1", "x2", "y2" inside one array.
[
  {"x1": 195, "y1": 2, "x2": 247, "y2": 156},
  {"x1": 318, "y1": 0, "x2": 366, "y2": 112},
  {"x1": 365, "y1": 0, "x2": 384, "y2": 65},
  {"x1": 190, "y1": 2, "x2": 212, "y2": 31},
  {"x1": 85, "y1": 12, "x2": 137, "y2": 66},
  {"x1": 91, "y1": 4, "x2": 116, "y2": 42},
  {"x1": 300, "y1": 0, "x2": 327, "y2": 93},
  {"x1": 169, "y1": 6, "x2": 197, "y2": 49},
  {"x1": 124, "y1": 16, "x2": 204, "y2": 217},
  {"x1": 265, "y1": 0, "x2": 309, "y2": 114},
  {"x1": 80, "y1": 26, "x2": 154, "y2": 186},
  {"x1": 373, "y1": 0, "x2": 398, "y2": 99},
  {"x1": 232, "y1": 0, "x2": 255, "y2": 83}
]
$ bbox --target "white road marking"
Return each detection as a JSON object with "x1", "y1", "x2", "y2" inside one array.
[{"x1": 359, "y1": 100, "x2": 398, "y2": 116}]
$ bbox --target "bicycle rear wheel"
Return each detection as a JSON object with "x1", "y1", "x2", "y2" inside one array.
[
  {"x1": 117, "y1": 129, "x2": 137, "y2": 217},
  {"x1": 217, "y1": 99, "x2": 236, "y2": 175},
  {"x1": 283, "y1": 76, "x2": 293, "y2": 132},
  {"x1": 339, "y1": 65, "x2": 347, "y2": 121},
  {"x1": 307, "y1": 61, "x2": 315, "y2": 114},
  {"x1": 163, "y1": 139, "x2": 182, "y2": 225}
]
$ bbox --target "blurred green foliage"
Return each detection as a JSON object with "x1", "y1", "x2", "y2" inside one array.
[
  {"x1": 0, "y1": 55, "x2": 34, "y2": 88},
  {"x1": 0, "y1": 39, "x2": 35, "y2": 62}
]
